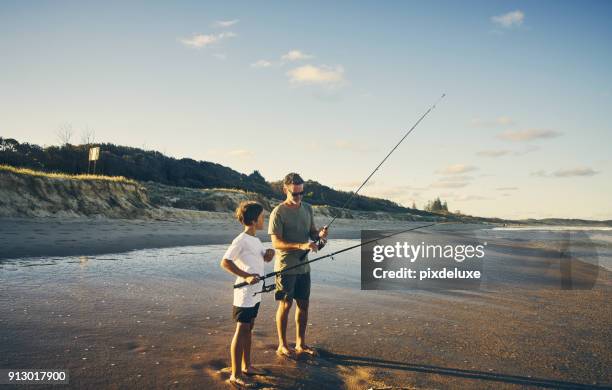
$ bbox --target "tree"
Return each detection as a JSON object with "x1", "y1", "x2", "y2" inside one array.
[
  {"x1": 56, "y1": 123, "x2": 74, "y2": 145},
  {"x1": 248, "y1": 170, "x2": 266, "y2": 183},
  {"x1": 425, "y1": 197, "x2": 449, "y2": 213},
  {"x1": 80, "y1": 127, "x2": 96, "y2": 145}
]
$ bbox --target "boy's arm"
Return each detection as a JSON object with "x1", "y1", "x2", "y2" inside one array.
[{"x1": 220, "y1": 258, "x2": 259, "y2": 284}]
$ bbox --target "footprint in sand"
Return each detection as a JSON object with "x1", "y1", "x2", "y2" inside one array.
[{"x1": 126, "y1": 341, "x2": 148, "y2": 353}]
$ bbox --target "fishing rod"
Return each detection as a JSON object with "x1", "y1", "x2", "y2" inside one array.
[
  {"x1": 234, "y1": 222, "x2": 440, "y2": 294},
  {"x1": 303, "y1": 93, "x2": 446, "y2": 257}
]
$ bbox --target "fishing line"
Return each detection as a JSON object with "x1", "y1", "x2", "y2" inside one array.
[{"x1": 304, "y1": 93, "x2": 446, "y2": 256}]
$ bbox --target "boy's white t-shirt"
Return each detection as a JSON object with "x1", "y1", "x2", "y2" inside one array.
[{"x1": 223, "y1": 232, "x2": 266, "y2": 307}]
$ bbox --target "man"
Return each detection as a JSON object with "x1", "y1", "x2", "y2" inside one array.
[{"x1": 268, "y1": 172, "x2": 328, "y2": 357}]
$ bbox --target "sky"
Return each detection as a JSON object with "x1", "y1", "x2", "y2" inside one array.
[{"x1": 1, "y1": 1, "x2": 611, "y2": 220}]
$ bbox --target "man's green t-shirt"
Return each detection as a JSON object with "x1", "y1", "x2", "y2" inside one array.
[{"x1": 268, "y1": 202, "x2": 315, "y2": 275}]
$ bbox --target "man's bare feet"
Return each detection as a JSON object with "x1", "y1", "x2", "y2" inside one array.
[
  {"x1": 295, "y1": 344, "x2": 317, "y2": 356},
  {"x1": 227, "y1": 375, "x2": 257, "y2": 388},
  {"x1": 276, "y1": 345, "x2": 294, "y2": 358},
  {"x1": 242, "y1": 366, "x2": 268, "y2": 376}
]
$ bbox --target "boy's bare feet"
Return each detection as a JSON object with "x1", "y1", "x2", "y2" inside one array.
[
  {"x1": 295, "y1": 344, "x2": 317, "y2": 356},
  {"x1": 276, "y1": 345, "x2": 294, "y2": 358},
  {"x1": 227, "y1": 375, "x2": 257, "y2": 388}
]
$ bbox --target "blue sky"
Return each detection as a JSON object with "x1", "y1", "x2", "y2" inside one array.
[{"x1": 1, "y1": 1, "x2": 611, "y2": 219}]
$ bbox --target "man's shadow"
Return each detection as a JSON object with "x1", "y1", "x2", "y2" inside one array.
[{"x1": 316, "y1": 349, "x2": 608, "y2": 389}]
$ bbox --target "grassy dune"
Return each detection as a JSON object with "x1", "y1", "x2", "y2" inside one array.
[{"x1": 0, "y1": 164, "x2": 136, "y2": 184}]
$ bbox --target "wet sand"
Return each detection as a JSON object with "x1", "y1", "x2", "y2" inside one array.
[
  {"x1": 0, "y1": 216, "x2": 417, "y2": 260},
  {"x1": 1, "y1": 234, "x2": 611, "y2": 389}
]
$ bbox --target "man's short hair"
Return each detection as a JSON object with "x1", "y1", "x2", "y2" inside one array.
[
  {"x1": 235, "y1": 201, "x2": 264, "y2": 226},
  {"x1": 284, "y1": 172, "x2": 304, "y2": 185}
]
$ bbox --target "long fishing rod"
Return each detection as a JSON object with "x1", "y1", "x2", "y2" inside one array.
[
  {"x1": 234, "y1": 222, "x2": 440, "y2": 293},
  {"x1": 303, "y1": 93, "x2": 446, "y2": 257},
  {"x1": 326, "y1": 93, "x2": 445, "y2": 230}
]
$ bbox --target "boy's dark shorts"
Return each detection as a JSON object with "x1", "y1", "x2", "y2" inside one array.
[
  {"x1": 232, "y1": 302, "x2": 260, "y2": 323},
  {"x1": 275, "y1": 272, "x2": 311, "y2": 301}
]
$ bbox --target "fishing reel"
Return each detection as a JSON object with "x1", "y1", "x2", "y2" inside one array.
[
  {"x1": 253, "y1": 276, "x2": 275, "y2": 296},
  {"x1": 313, "y1": 225, "x2": 329, "y2": 251},
  {"x1": 299, "y1": 237, "x2": 328, "y2": 261},
  {"x1": 315, "y1": 237, "x2": 327, "y2": 251}
]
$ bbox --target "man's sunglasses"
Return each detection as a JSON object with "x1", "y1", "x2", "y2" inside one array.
[{"x1": 291, "y1": 191, "x2": 305, "y2": 197}]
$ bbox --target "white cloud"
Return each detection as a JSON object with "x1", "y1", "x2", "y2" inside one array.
[
  {"x1": 228, "y1": 149, "x2": 254, "y2": 158},
  {"x1": 281, "y1": 50, "x2": 313, "y2": 62},
  {"x1": 498, "y1": 129, "x2": 562, "y2": 142},
  {"x1": 213, "y1": 53, "x2": 227, "y2": 60},
  {"x1": 286, "y1": 64, "x2": 345, "y2": 86},
  {"x1": 553, "y1": 167, "x2": 599, "y2": 177},
  {"x1": 251, "y1": 59, "x2": 272, "y2": 68},
  {"x1": 513, "y1": 145, "x2": 540, "y2": 155},
  {"x1": 530, "y1": 167, "x2": 599, "y2": 178},
  {"x1": 213, "y1": 19, "x2": 239, "y2": 28},
  {"x1": 179, "y1": 32, "x2": 236, "y2": 49},
  {"x1": 491, "y1": 10, "x2": 525, "y2": 28},
  {"x1": 477, "y1": 149, "x2": 511, "y2": 158},
  {"x1": 436, "y1": 164, "x2": 478, "y2": 175}
]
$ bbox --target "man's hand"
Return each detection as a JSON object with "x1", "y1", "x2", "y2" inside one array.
[
  {"x1": 245, "y1": 274, "x2": 260, "y2": 285},
  {"x1": 264, "y1": 249, "x2": 275, "y2": 262},
  {"x1": 299, "y1": 242, "x2": 319, "y2": 252},
  {"x1": 318, "y1": 226, "x2": 329, "y2": 239}
]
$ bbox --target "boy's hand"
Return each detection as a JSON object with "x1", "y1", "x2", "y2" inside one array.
[
  {"x1": 264, "y1": 249, "x2": 275, "y2": 262},
  {"x1": 245, "y1": 274, "x2": 260, "y2": 285}
]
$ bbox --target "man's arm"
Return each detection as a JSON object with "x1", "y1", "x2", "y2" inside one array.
[{"x1": 271, "y1": 234, "x2": 318, "y2": 252}]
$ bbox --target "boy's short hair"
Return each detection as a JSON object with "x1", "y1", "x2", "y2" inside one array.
[
  {"x1": 284, "y1": 172, "x2": 304, "y2": 185},
  {"x1": 235, "y1": 201, "x2": 264, "y2": 226}
]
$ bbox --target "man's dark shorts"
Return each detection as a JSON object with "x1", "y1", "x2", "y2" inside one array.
[
  {"x1": 275, "y1": 272, "x2": 311, "y2": 301},
  {"x1": 232, "y1": 302, "x2": 260, "y2": 323}
]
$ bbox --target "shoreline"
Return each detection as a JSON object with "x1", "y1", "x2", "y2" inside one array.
[{"x1": 0, "y1": 216, "x2": 448, "y2": 261}]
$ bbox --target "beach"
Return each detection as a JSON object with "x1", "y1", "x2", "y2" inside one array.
[
  {"x1": 0, "y1": 216, "x2": 422, "y2": 261},
  {"x1": 1, "y1": 219, "x2": 611, "y2": 389}
]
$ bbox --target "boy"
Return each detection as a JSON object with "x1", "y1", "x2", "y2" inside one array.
[{"x1": 220, "y1": 201, "x2": 275, "y2": 388}]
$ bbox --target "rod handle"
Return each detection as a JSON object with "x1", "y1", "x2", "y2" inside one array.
[{"x1": 234, "y1": 281, "x2": 248, "y2": 289}]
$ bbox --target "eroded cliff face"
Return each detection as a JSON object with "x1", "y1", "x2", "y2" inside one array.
[
  {"x1": 0, "y1": 170, "x2": 153, "y2": 218},
  {"x1": 0, "y1": 169, "x2": 438, "y2": 222}
]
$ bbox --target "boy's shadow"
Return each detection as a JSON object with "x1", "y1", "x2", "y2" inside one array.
[{"x1": 316, "y1": 349, "x2": 608, "y2": 390}]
